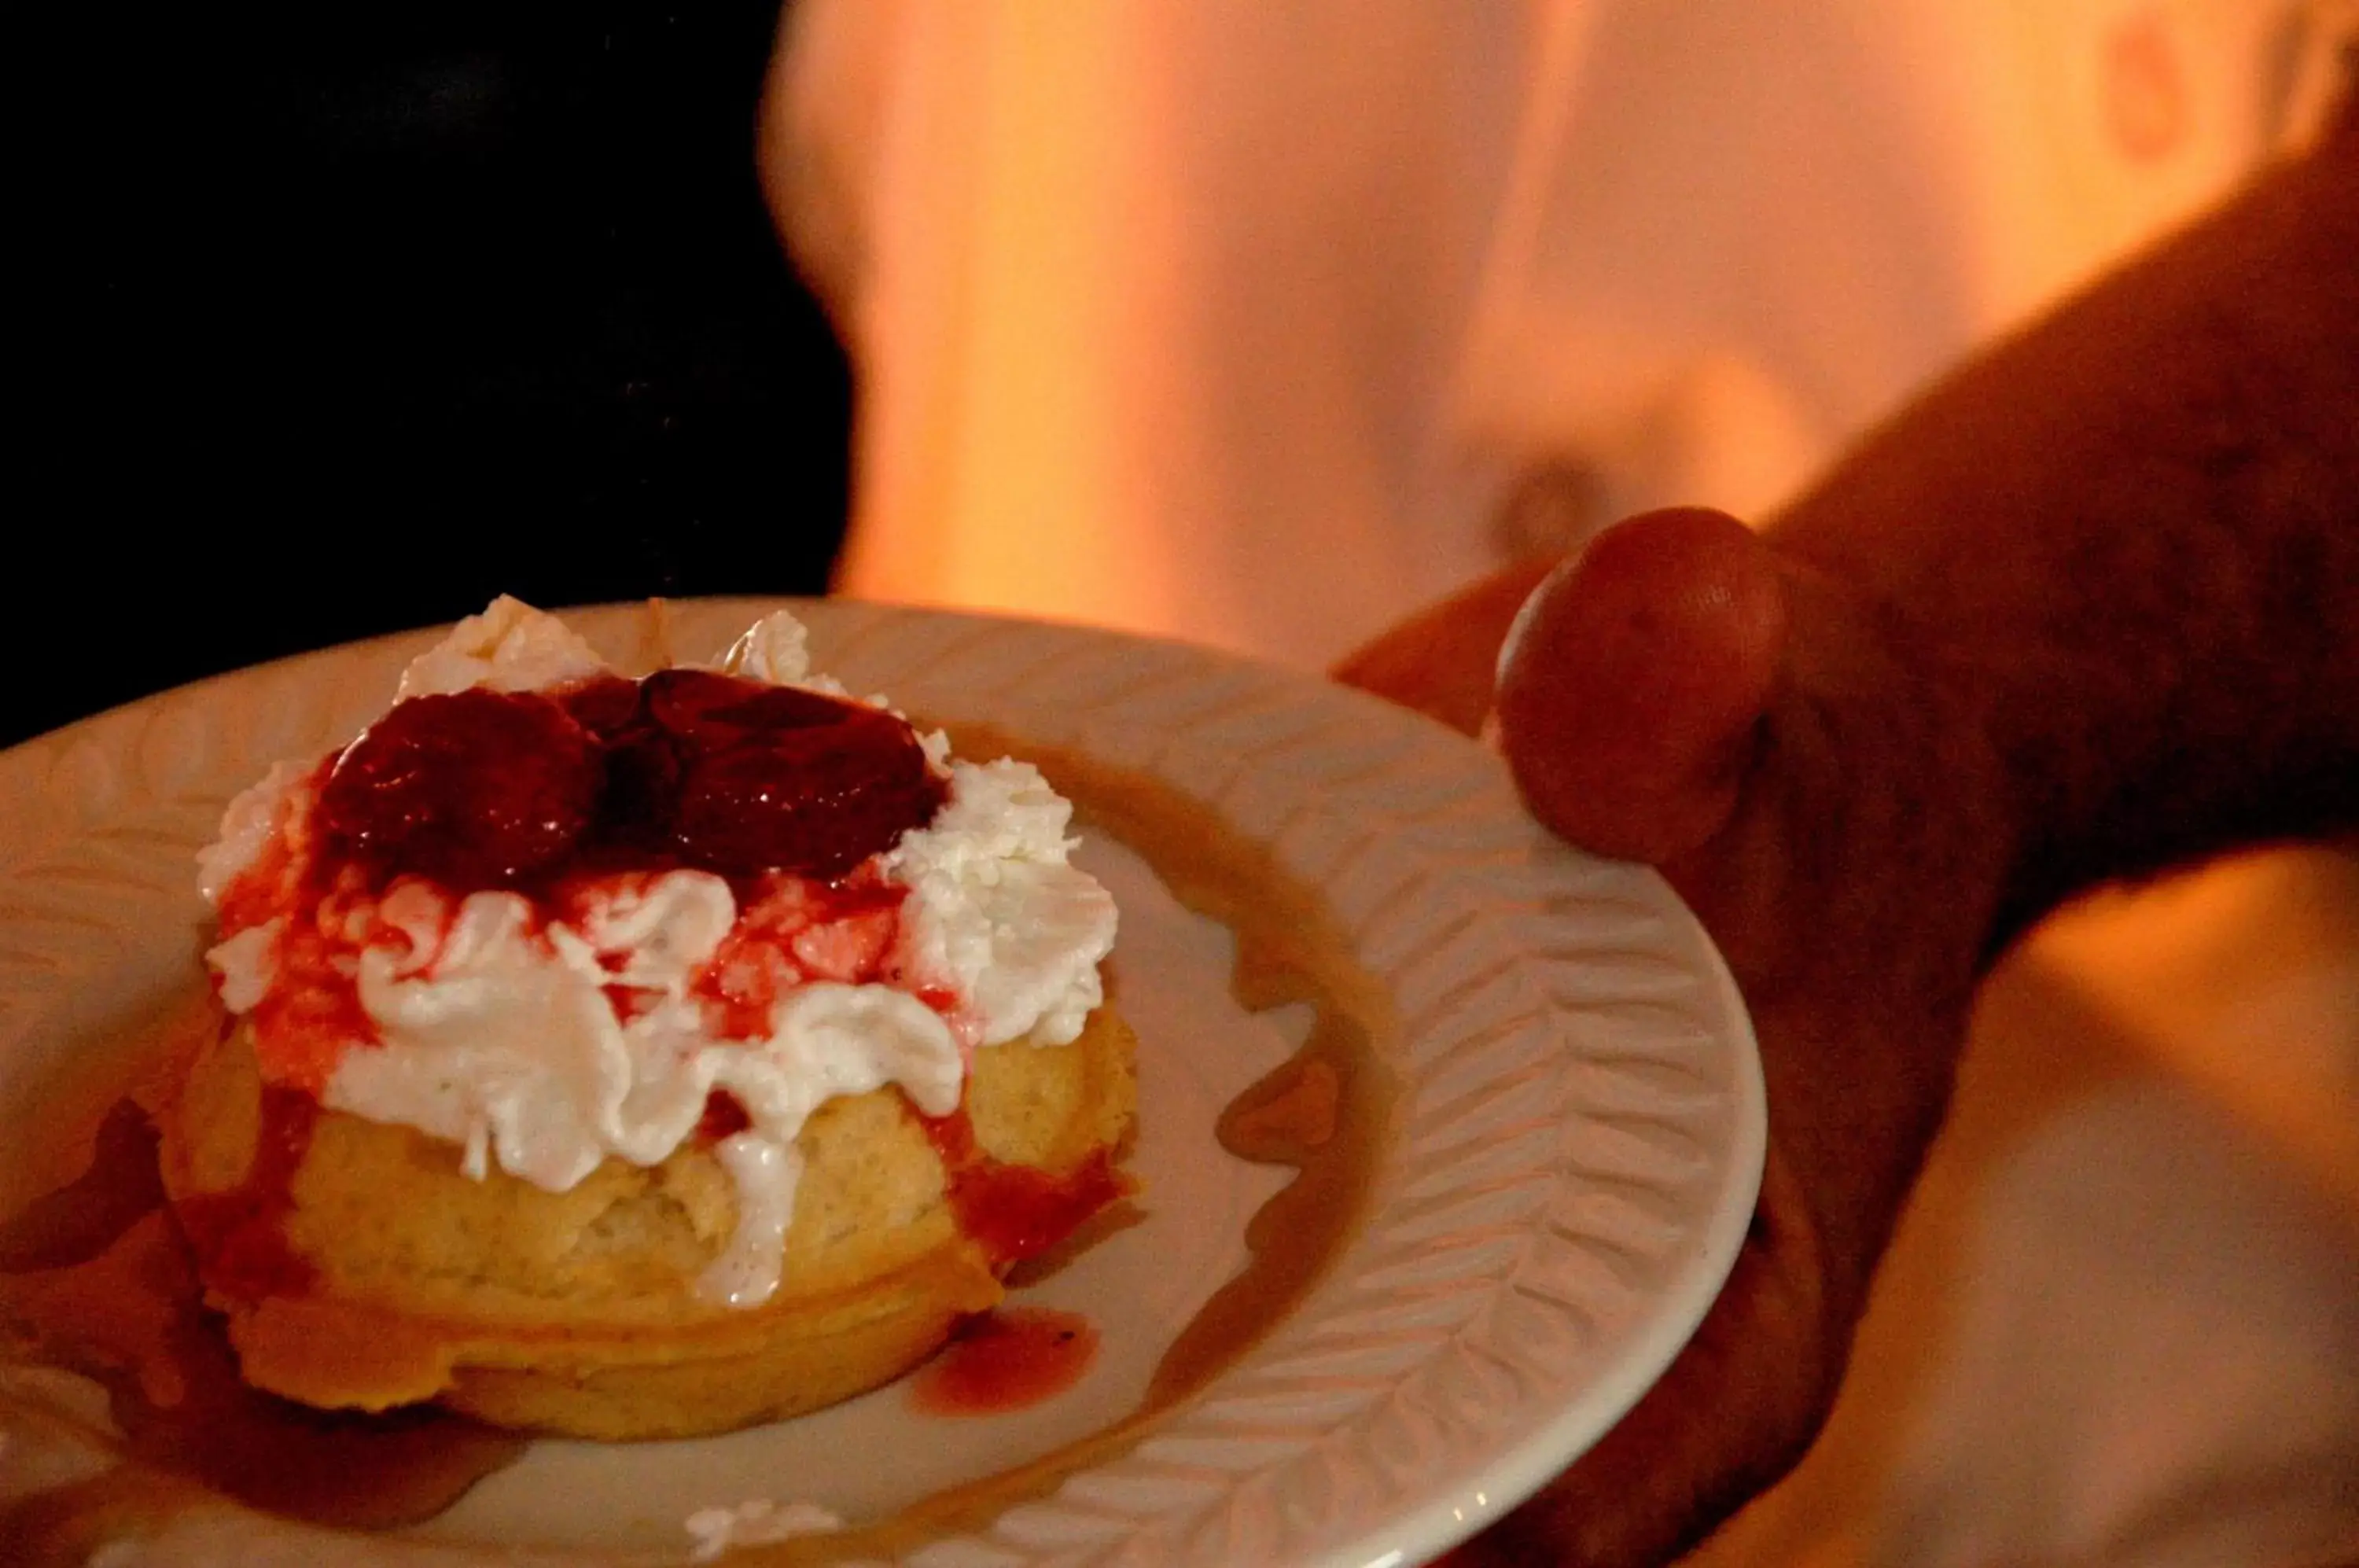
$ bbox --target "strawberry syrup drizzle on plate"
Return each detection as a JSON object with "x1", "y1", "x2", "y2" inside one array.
[{"x1": 907, "y1": 1307, "x2": 1100, "y2": 1416}]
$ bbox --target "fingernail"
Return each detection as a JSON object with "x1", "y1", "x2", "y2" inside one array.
[{"x1": 1494, "y1": 558, "x2": 1576, "y2": 693}]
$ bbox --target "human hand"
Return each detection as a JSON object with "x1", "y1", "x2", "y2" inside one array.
[{"x1": 1334, "y1": 507, "x2": 2012, "y2": 1566}]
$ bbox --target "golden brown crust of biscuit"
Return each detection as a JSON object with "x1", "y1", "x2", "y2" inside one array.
[{"x1": 155, "y1": 1005, "x2": 1136, "y2": 1439}]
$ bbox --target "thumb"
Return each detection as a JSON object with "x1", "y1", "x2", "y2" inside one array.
[{"x1": 1495, "y1": 508, "x2": 1785, "y2": 863}]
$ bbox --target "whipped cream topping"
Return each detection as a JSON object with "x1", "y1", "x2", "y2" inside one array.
[
  {"x1": 394, "y1": 594, "x2": 609, "y2": 700},
  {"x1": 199, "y1": 603, "x2": 1117, "y2": 1309},
  {"x1": 719, "y1": 611, "x2": 823, "y2": 688},
  {"x1": 889, "y1": 758, "x2": 1110, "y2": 1051},
  {"x1": 197, "y1": 760, "x2": 307, "y2": 907}
]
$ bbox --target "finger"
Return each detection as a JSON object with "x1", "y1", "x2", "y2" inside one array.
[
  {"x1": 1495, "y1": 509, "x2": 1785, "y2": 863},
  {"x1": 1331, "y1": 557, "x2": 1562, "y2": 735}
]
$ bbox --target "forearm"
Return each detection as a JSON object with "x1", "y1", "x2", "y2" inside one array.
[{"x1": 1772, "y1": 123, "x2": 2359, "y2": 947}]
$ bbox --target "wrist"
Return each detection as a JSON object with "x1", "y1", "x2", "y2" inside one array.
[{"x1": 1772, "y1": 136, "x2": 2359, "y2": 947}]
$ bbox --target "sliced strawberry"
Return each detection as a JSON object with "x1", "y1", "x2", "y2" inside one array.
[
  {"x1": 316, "y1": 689, "x2": 602, "y2": 891},
  {"x1": 554, "y1": 675, "x2": 646, "y2": 739},
  {"x1": 671, "y1": 710, "x2": 944, "y2": 880},
  {"x1": 642, "y1": 669, "x2": 858, "y2": 753}
]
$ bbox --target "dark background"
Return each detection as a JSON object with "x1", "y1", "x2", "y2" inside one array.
[{"x1": 15, "y1": 1, "x2": 853, "y2": 746}]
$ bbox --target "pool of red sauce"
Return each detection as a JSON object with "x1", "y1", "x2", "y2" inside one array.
[
  {"x1": 900, "y1": 1109, "x2": 1132, "y2": 1420},
  {"x1": 907, "y1": 1308, "x2": 1101, "y2": 1416}
]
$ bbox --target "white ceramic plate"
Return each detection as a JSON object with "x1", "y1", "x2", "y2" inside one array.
[{"x1": 0, "y1": 601, "x2": 1762, "y2": 1568}]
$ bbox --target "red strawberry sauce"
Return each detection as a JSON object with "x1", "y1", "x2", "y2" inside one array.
[
  {"x1": 213, "y1": 671, "x2": 951, "y2": 1093},
  {"x1": 311, "y1": 672, "x2": 945, "y2": 894},
  {"x1": 919, "y1": 1110, "x2": 1134, "y2": 1270}
]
